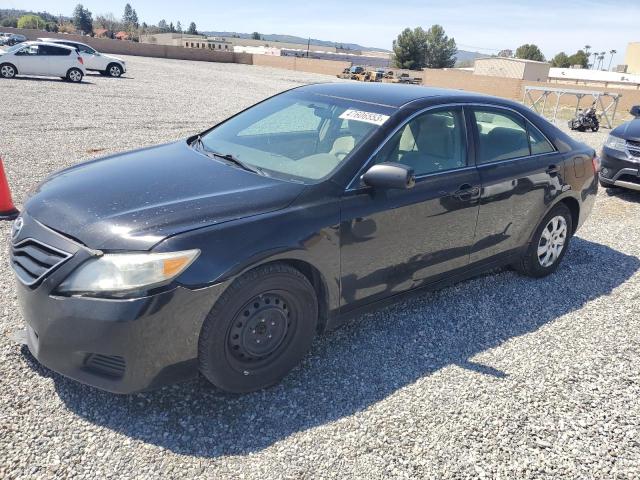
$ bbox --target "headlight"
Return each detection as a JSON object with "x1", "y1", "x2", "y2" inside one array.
[
  {"x1": 58, "y1": 249, "x2": 200, "y2": 294},
  {"x1": 604, "y1": 135, "x2": 626, "y2": 153}
]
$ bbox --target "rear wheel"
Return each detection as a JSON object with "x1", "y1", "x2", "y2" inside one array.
[
  {"x1": 198, "y1": 263, "x2": 318, "y2": 393},
  {"x1": 0, "y1": 63, "x2": 16, "y2": 79},
  {"x1": 66, "y1": 68, "x2": 83, "y2": 83},
  {"x1": 514, "y1": 203, "x2": 573, "y2": 278}
]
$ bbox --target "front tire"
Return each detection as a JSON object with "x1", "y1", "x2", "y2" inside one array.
[
  {"x1": 0, "y1": 63, "x2": 16, "y2": 79},
  {"x1": 66, "y1": 68, "x2": 83, "y2": 83},
  {"x1": 198, "y1": 263, "x2": 318, "y2": 393},
  {"x1": 514, "y1": 203, "x2": 573, "y2": 278},
  {"x1": 107, "y1": 63, "x2": 122, "y2": 77}
]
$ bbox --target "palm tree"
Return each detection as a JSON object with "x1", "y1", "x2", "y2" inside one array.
[
  {"x1": 584, "y1": 45, "x2": 591, "y2": 57},
  {"x1": 608, "y1": 49, "x2": 617, "y2": 71},
  {"x1": 591, "y1": 52, "x2": 598, "y2": 69},
  {"x1": 598, "y1": 53, "x2": 606, "y2": 70}
]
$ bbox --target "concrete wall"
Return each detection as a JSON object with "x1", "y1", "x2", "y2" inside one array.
[
  {"x1": 523, "y1": 62, "x2": 551, "y2": 82},
  {"x1": 625, "y1": 42, "x2": 640, "y2": 75},
  {"x1": 1, "y1": 27, "x2": 235, "y2": 63},
  {"x1": 253, "y1": 55, "x2": 350, "y2": 76}
]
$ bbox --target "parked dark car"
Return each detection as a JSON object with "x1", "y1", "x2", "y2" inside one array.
[
  {"x1": 10, "y1": 83, "x2": 597, "y2": 394},
  {"x1": 599, "y1": 105, "x2": 640, "y2": 192}
]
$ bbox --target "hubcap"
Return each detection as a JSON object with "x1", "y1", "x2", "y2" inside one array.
[
  {"x1": 70, "y1": 70, "x2": 81, "y2": 82},
  {"x1": 110, "y1": 66, "x2": 121, "y2": 76},
  {"x1": 227, "y1": 293, "x2": 291, "y2": 364},
  {"x1": 537, "y1": 215, "x2": 567, "y2": 268},
  {"x1": 1, "y1": 65, "x2": 14, "y2": 77}
]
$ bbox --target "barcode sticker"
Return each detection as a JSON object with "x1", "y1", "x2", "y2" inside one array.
[{"x1": 339, "y1": 109, "x2": 390, "y2": 126}]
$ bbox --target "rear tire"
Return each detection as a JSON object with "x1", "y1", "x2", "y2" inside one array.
[
  {"x1": 514, "y1": 203, "x2": 573, "y2": 278},
  {"x1": 0, "y1": 63, "x2": 16, "y2": 79},
  {"x1": 198, "y1": 263, "x2": 318, "y2": 393},
  {"x1": 66, "y1": 68, "x2": 83, "y2": 83}
]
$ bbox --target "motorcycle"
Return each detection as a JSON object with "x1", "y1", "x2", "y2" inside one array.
[{"x1": 568, "y1": 102, "x2": 600, "y2": 132}]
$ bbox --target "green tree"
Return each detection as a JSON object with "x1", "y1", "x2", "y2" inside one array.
[
  {"x1": 424, "y1": 24, "x2": 457, "y2": 68},
  {"x1": 551, "y1": 52, "x2": 570, "y2": 68},
  {"x1": 497, "y1": 49, "x2": 513, "y2": 58},
  {"x1": 123, "y1": 3, "x2": 133, "y2": 24},
  {"x1": 17, "y1": 14, "x2": 46, "y2": 29},
  {"x1": 187, "y1": 21, "x2": 197, "y2": 35},
  {"x1": 158, "y1": 19, "x2": 168, "y2": 32},
  {"x1": 567, "y1": 50, "x2": 589, "y2": 68},
  {"x1": 176, "y1": 21, "x2": 182, "y2": 33},
  {"x1": 1, "y1": 17, "x2": 18, "y2": 28},
  {"x1": 392, "y1": 27, "x2": 428, "y2": 70},
  {"x1": 72, "y1": 4, "x2": 93, "y2": 34},
  {"x1": 131, "y1": 9, "x2": 139, "y2": 28},
  {"x1": 251, "y1": 31, "x2": 261, "y2": 40},
  {"x1": 515, "y1": 44, "x2": 545, "y2": 62}
]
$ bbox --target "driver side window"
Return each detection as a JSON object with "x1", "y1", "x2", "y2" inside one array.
[{"x1": 372, "y1": 109, "x2": 467, "y2": 176}]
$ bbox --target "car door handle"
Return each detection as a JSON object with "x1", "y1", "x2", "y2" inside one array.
[
  {"x1": 453, "y1": 184, "x2": 480, "y2": 200},
  {"x1": 546, "y1": 165, "x2": 560, "y2": 175}
]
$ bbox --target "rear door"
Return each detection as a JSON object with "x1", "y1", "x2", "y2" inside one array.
[
  {"x1": 469, "y1": 106, "x2": 563, "y2": 263},
  {"x1": 39, "y1": 45, "x2": 73, "y2": 76}
]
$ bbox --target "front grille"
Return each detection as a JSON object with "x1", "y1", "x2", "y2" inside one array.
[
  {"x1": 11, "y1": 238, "x2": 72, "y2": 286},
  {"x1": 84, "y1": 354, "x2": 126, "y2": 378},
  {"x1": 628, "y1": 140, "x2": 640, "y2": 158}
]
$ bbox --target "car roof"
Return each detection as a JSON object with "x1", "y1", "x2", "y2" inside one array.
[
  {"x1": 38, "y1": 38, "x2": 88, "y2": 46},
  {"x1": 297, "y1": 82, "x2": 487, "y2": 108},
  {"x1": 22, "y1": 41, "x2": 77, "y2": 51}
]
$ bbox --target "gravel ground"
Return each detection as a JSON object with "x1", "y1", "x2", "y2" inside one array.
[{"x1": 1, "y1": 56, "x2": 640, "y2": 479}]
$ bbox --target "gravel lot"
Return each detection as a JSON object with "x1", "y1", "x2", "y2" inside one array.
[{"x1": 1, "y1": 56, "x2": 640, "y2": 479}]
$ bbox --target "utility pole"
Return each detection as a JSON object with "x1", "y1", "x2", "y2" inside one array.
[{"x1": 306, "y1": 37, "x2": 310, "y2": 58}]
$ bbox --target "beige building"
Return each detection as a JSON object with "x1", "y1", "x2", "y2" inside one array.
[
  {"x1": 139, "y1": 33, "x2": 232, "y2": 51},
  {"x1": 474, "y1": 57, "x2": 550, "y2": 81},
  {"x1": 625, "y1": 42, "x2": 640, "y2": 74}
]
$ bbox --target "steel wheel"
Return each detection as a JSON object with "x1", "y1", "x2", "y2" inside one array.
[
  {"x1": 537, "y1": 215, "x2": 567, "y2": 267},
  {"x1": 1, "y1": 64, "x2": 16, "y2": 78},
  {"x1": 226, "y1": 292, "x2": 294, "y2": 369},
  {"x1": 108, "y1": 64, "x2": 122, "y2": 77}
]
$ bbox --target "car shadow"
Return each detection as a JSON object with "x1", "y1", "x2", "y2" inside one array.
[
  {"x1": 9, "y1": 76, "x2": 94, "y2": 85},
  {"x1": 19, "y1": 237, "x2": 639, "y2": 458},
  {"x1": 605, "y1": 187, "x2": 640, "y2": 203}
]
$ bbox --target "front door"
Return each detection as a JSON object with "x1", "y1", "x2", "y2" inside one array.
[
  {"x1": 13, "y1": 44, "x2": 47, "y2": 75},
  {"x1": 340, "y1": 107, "x2": 481, "y2": 309}
]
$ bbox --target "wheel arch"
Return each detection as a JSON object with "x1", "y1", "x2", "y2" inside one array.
[{"x1": 558, "y1": 196, "x2": 580, "y2": 235}]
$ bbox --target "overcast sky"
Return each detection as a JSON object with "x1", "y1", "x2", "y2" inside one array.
[{"x1": 6, "y1": 0, "x2": 638, "y2": 65}]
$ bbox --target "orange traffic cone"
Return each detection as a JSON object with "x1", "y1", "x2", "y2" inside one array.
[{"x1": 0, "y1": 157, "x2": 19, "y2": 221}]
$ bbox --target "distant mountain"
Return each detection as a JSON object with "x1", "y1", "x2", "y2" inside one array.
[
  {"x1": 202, "y1": 31, "x2": 390, "y2": 53},
  {"x1": 454, "y1": 50, "x2": 485, "y2": 66}
]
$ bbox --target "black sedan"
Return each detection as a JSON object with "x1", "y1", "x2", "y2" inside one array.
[
  {"x1": 599, "y1": 105, "x2": 640, "y2": 192},
  {"x1": 10, "y1": 83, "x2": 597, "y2": 394}
]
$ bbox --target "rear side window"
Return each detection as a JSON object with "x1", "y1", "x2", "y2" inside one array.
[
  {"x1": 529, "y1": 126, "x2": 555, "y2": 155},
  {"x1": 39, "y1": 45, "x2": 71, "y2": 56},
  {"x1": 473, "y1": 109, "x2": 530, "y2": 163}
]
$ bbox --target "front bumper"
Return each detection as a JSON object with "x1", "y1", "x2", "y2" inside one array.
[
  {"x1": 11, "y1": 214, "x2": 225, "y2": 394},
  {"x1": 600, "y1": 148, "x2": 640, "y2": 191}
]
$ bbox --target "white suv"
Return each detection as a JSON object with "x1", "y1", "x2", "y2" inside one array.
[
  {"x1": 0, "y1": 42, "x2": 86, "y2": 82},
  {"x1": 38, "y1": 38, "x2": 126, "y2": 77}
]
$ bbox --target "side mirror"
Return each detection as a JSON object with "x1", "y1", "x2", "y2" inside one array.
[
  {"x1": 362, "y1": 162, "x2": 415, "y2": 190},
  {"x1": 631, "y1": 105, "x2": 640, "y2": 118}
]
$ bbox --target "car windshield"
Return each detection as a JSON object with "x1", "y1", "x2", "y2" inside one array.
[
  {"x1": 198, "y1": 91, "x2": 395, "y2": 182},
  {"x1": 5, "y1": 44, "x2": 25, "y2": 53}
]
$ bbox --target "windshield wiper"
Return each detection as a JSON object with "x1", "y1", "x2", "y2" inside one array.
[{"x1": 191, "y1": 135, "x2": 268, "y2": 176}]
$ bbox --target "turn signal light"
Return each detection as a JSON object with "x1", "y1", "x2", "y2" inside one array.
[{"x1": 592, "y1": 155, "x2": 600, "y2": 173}]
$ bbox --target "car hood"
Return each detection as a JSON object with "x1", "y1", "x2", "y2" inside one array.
[
  {"x1": 102, "y1": 53, "x2": 125, "y2": 63},
  {"x1": 24, "y1": 141, "x2": 305, "y2": 250},
  {"x1": 612, "y1": 118, "x2": 640, "y2": 142}
]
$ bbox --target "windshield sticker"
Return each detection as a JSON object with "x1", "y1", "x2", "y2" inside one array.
[{"x1": 339, "y1": 109, "x2": 390, "y2": 126}]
